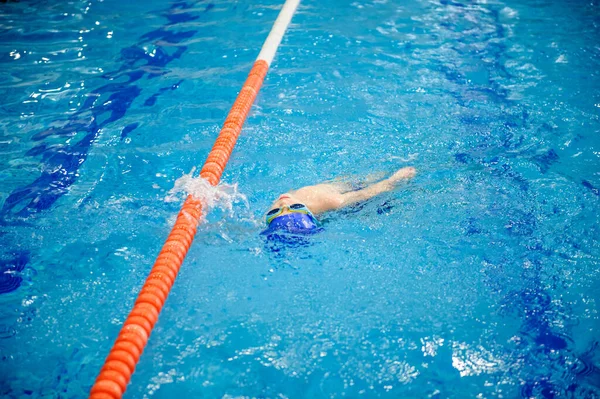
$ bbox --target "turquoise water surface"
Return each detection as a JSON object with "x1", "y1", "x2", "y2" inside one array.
[{"x1": 1, "y1": 0, "x2": 599, "y2": 397}]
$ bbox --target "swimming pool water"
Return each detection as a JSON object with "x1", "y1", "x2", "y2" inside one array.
[{"x1": 1, "y1": 0, "x2": 599, "y2": 397}]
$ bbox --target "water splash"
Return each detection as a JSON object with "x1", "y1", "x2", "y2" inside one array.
[{"x1": 166, "y1": 168, "x2": 250, "y2": 219}]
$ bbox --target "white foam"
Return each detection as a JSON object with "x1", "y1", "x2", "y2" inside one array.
[
  {"x1": 166, "y1": 168, "x2": 249, "y2": 218},
  {"x1": 555, "y1": 54, "x2": 568, "y2": 64},
  {"x1": 389, "y1": 153, "x2": 419, "y2": 162},
  {"x1": 501, "y1": 7, "x2": 518, "y2": 18}
]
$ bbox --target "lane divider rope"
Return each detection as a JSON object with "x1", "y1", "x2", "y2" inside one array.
[{"x1": 89, "y1": 1, "x2": 300, "y2": 398}]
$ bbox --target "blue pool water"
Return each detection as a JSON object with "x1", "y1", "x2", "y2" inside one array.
[{"x1": 1, "y1": 0, "x2": 599, "y2": 397}]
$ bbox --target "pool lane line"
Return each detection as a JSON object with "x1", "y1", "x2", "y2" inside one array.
[{"x1": 89, "y1": 1, "x2": 301, "y2": 398}]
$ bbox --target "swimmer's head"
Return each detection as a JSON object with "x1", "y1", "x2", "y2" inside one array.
[
  {"x1": 260, "y1": 213, "x2": 322, "y2": 243},
  {"x1": 261, "y1": 197, "x2": 321, "y2": 236},
  {"x1": 268, "y1": 193, "x2": 301, "y2": 212}
]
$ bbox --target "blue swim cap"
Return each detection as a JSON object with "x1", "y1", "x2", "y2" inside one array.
[{"x1": 260, "y1": 213, "x2": 321, "y2": 236}]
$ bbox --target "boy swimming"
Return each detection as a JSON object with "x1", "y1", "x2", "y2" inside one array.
[{"x1": 262, "y1": 167, "x2": 416, "y2": 235}]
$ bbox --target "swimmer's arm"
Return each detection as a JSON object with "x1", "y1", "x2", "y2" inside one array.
[
  {"x1": 338, "y1": 166, "x2": 416, "y2": 208},
  {"x1": 295, "y1": 167, "x2": 416, "y2": 214}
]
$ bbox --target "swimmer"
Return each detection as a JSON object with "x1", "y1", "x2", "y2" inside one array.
[{"x1": 262, "y1": 166, "x2": 416, "y2": 235}]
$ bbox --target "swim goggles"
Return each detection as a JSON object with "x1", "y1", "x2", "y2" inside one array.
[{"x1": 265, "y1": 203, "x2": 316, "y2": 225}]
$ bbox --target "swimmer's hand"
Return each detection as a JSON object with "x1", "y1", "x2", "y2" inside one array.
[{"x1": 388, "y1": 166, "x2": 416, "y2": 184}]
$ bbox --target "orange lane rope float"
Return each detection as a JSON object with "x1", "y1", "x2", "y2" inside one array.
[{"x1": 89, "y1": 0, "x2": 300, "y2": 397}]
